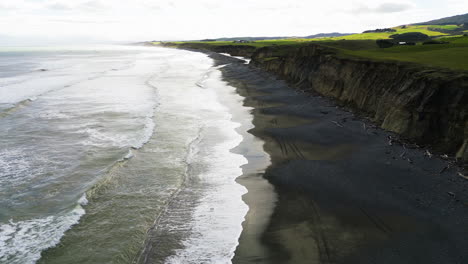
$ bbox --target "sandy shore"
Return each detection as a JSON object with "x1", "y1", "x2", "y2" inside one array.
[{"x1": 207, "y1": 53, "x2": 468, "y2": 264}]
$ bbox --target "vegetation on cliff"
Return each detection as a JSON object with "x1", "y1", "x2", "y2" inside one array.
[{"x1": 158, "y1": 34, "x2": 468, "y2": 71}]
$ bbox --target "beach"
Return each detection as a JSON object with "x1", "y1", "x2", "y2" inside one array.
[{"x1": 206, "y1": 53, "x2": 468, "y2": 263}]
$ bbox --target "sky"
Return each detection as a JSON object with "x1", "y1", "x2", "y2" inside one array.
[{"x1": 0, "y1": 0, "x2": 467, "y2": 45}]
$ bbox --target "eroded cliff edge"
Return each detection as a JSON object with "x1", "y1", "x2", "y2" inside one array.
[{"x1": 249, "y1": 44, "x2": 467, "y2": 161}]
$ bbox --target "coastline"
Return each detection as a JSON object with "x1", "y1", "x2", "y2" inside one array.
[
  {"x1": 209, "y1": 54, "x2": 279, "y2": 262},
  {"x1": 203, "y1": 52, "x2": 468, "y2": 263},
  {"x1": 35, "y1": 48, "x2": 255, "y2": 264},
  {"x1": 158, "y1": 42, "x2": 468, "y2": 163}
]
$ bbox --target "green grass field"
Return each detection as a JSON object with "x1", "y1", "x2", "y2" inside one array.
[
  {"x1": 162, "y1": 25, "x2": 452, "y2": 47},
  {"x1": 160, "y1": 25, "x2": 468, "y2": 71},
  {"x1": 319, "y1": 25, "x2": 449, "y2": 40},
  {"x1": 427, "y1": 25, "x2": 462, "y2": 30},
  {"x1": 340, "y1": 37, "x2": 468, "y2": 71}
]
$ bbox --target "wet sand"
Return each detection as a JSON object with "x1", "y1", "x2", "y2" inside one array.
[{"x1": 208, "y1": 53, "x2": 468, "y2": 264}]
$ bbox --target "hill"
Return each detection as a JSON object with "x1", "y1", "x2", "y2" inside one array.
[
  {"x1": 416, "y1": 13, "x2": 468, "y2": 25},
  {"x1": 200, "y1": 36, "x2": 289, "y2": 42},
  {"x1": 305, "y1": 32, "x2": 354, "y2": 39},
  {"x1": 198, "y1": 33, "x2": 354, "y2": 42}
]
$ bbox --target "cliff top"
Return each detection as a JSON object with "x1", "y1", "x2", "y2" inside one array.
[
  {"x1": 156, "y1": 34, "x2": 468, "y2": 72},
  {"x1": 152, "y1": 14, "x2": 468, "y2": 71}
]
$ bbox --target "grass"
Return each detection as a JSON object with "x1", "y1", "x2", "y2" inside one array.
[
  {"x1": 159, "y1": 25, "x2": 468, "y2": 71},
  {"x1": 166, "y1": 25, "x2": 450, "y2": 49},
  {"x1": 339, "y1": 36, "x2": 468, "y2": 71},
  {"x1": 308, "y1": 25, "x2": 448, "y2": 41},
  {"x1": 427, "y1": 25, "x2": 461, "y2": 30},
  {"x1": 437, "y1": 35, "x2": 468, "y2": 42}
]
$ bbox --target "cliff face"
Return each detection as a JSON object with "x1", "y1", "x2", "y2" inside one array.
[
  {"x1": 250, "y1": 45, "x2": 468, "y2": 160},
  {"x1": 210, "y1": 45, "x2": 256, "y2": 57},
  {"x1": 171, "y1": 43, "x2": 256, "y2": 57}
]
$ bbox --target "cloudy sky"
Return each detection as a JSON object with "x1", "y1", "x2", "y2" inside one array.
[{"x1": 0, "y1": 0, "x2": 466, "y2": 44}]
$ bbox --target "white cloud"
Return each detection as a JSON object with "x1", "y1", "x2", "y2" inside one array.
[
  {"x1": 375, "y1": 3, "x2": 413, "y2": 13},
  {"x1": 0, "y1": 0, "x2": 467, "y2": 44},
  {"x1": 47, "y1": 3, "x2": 73, "y2": 11},
  {"x1": 351, "y1": 1, "x2": 415, "y2": 14}
]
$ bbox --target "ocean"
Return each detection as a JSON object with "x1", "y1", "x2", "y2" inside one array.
[{"x1": 0, "y1": 45, "x2": 252, "y2": 263}]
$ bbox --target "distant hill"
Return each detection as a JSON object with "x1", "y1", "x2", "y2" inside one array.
[
  {"x1": 200, "y1": 37, "x2": 288, "y2": 42},
  {"x1": 304, "y1": 32, "x2": 354, "y2": 39},
  {"x1": 415, "y1": 13, "x2": 468, "y2": 25},
  {"x1": 199, "y1": 33, "x2": 354, "y2": 42}
]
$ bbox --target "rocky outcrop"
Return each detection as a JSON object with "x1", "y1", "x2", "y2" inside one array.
[{"x1": 249, "y1": 44, "x2": 468, "y2": 160}]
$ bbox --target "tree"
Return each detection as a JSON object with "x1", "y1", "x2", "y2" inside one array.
[
  {"x1": 390, "y1": 32, "x2": 430, "y2": 42},
  {"x1": 376, "y1": 39, "x2": 394, "y2": 48}
]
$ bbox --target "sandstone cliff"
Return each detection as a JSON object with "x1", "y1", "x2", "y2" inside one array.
[{"x1": 249, "y1": 44, "x2": 467, "y2": 160}]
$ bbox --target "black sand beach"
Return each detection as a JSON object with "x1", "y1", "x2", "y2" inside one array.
[{"x1": 208, "y1": 53, "x2": 468, "y2": 264}]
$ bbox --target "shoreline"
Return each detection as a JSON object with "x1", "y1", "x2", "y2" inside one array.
[
  {"x1": 208, "y1": 54, "x2": 279, "y2": 262},
  {"x1": 204, "y1": 52, "x2": 468, "y2": 263}
]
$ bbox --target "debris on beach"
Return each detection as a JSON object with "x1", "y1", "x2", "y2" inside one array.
[{"x1": 332, "y1": 121, "x2": 344, "y2": 127}]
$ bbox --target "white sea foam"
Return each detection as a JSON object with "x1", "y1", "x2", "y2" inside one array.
[
  {"x1": 0, "y1": 148, "x2": 48, "y2": 189},
  {"x1": 0, "y1": 205, "x2": 85, "y2": 264},
  {"x1": 78, "y1": 194, "x2": 89, "y2": 206},
  {"x1": 160, "y1": 55, "x2": 249, "y2": 264},
  {"x1": 123, "y1": 150, "x2": 135, "y2": 160},
  {"x1": 166, "y1": 121, "x2": 248, "y2": 264},
  {"x1": 219, "y1": 53, "x2": 250, "y2": 64}
]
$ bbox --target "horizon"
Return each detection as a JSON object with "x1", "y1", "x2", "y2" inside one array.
[{"x1": 1, "y1": 0, "x2": 467, "y2": 45}]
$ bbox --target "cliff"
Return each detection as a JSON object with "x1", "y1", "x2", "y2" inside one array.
[
  {"x1": 162, "y1": 42, "x2": 257, "y2": 57},
  {"x1": 249, "y1": 44, "x2": 468, "y2": 160}
]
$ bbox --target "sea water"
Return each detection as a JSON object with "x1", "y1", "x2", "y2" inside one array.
[{"x1": 0, "y1": 45, "x2": 249, "y2": 263}]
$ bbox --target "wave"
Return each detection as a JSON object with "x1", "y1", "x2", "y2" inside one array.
[
  {"x1": 0, "y1": 46, "x2": 172, "y2": 264},
  {"x1": 195, "y1": 65, "x2": 224, "y2": 88},
  {"x1": 136, "y1": 63, "x2": 250, "y2": 264},
  {"x1": 164, "y1": 121, "x2": 248, "y2": 264},
  {"x1": 0, "y1": 57, "x2": 136, "y2": 116},
  {"x1": 0, "y1": 199, "x2": 86, "y2": 264},
  {"x1": 136, "y1": 125, "x2": 204, "y2": 263},
  {"x1": 0, "y1": 98, "x2": 34, "y2": 118}
]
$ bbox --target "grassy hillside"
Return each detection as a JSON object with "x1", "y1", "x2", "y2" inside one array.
[
  {"x1": 155, "y1": 18, "x2": 468, "y2": 71},
  {"x1": 159, "y1": 25, "x2": 452, "y2": 48},
  {"x1": 428, "y1": 25, "x2": 462, "y2": 30},
  {"x1": 323, "y1": 25, "x2": 448, "y2": 40},
  {"x1": 339, "y1": 36, "x2": 468, "y2": 71},
  {"x1": 416, "y1": 13, "x2": 468, "y2": 25}
]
